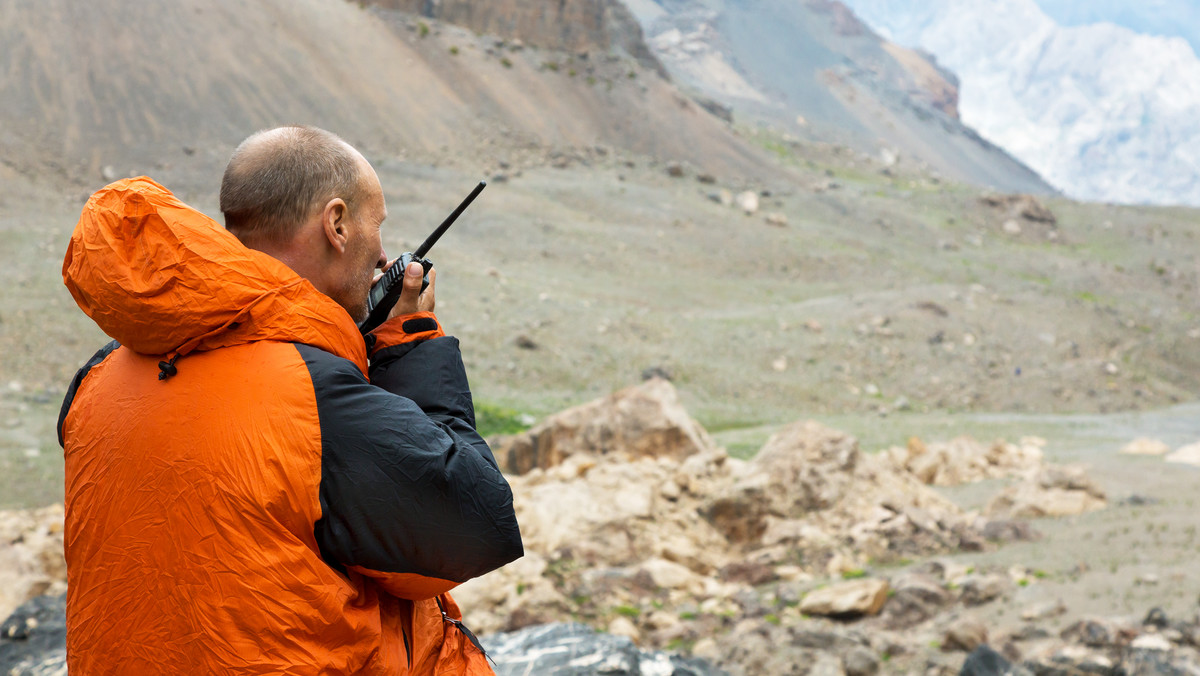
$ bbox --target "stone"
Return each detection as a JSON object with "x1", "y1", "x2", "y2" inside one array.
[
  {"x1": 1060, "y1": 619, "x2": 1113, "y2": 647},
  {"x1": 1121, "y1": 438, "x2": 1171, "y2": 456},
  {"x1": 1165, "y1": 442, "x2": 1200, "y2": 467},
  {"x1": 959, "y1": 644, "x2": 1034, "y2": 676},
  {"x1": 765, "y1": 212, "x2": 788, "y2": 227},
  {"x1": 637, "y1": 558, "x2": 697, "y2": 591},
  {"x1": 606, "y1": 615, "x2": 639, "y2": 643},
  {"x1": 843, "y1": 646, "x2": 879, "y2": 676},
  {"x1": 960, "y1": 574, "x2": 1009, "y2": 606},
  {"x1": 492, "y1": 378, "x2": 715, "y2": 474},
  {"x1": 1020, "y1": 599, "x2": 1066, "y2": 621},
  {"x1": 799, "y1": 579, "x2": 889, "y2": 618},
  {"x1": 1130, "y1": 633, "x2": 1172, "y2": 651},
  {"x1": 882, "y1": 574, "x2": 950, "y2": 629},
  {"x1": 882, "y1": 436, "x2": 1043, "y2": 487},
  {"x1": 985, "y1": 465, "x2": 1106, "y2": 518},
  {"x1": 482, "y1": 623, "x2": 724, "y2": 675},
  {"x1": 1143, "y1": 607, "x2": 1170, "y2": 629},
  {"x1": 943, "y1": 617, "x2": 988, "y2": 652},
  {"x1": 665, "y1": 161, "x2": 685, "y2": 177},
  {"x1": 981, "y1": 520, "x2": 1040, "y2": 543},
  {"x1": 735, "y1": 190, "x2": 759, "y2": 215}
]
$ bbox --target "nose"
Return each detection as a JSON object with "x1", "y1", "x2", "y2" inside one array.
[{"x1": 376, "y1": 249, "x2": 387, "y2": 269}]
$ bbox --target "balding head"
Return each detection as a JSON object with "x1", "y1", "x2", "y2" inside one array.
[{"x1": 220, "y1": 126, "x2": 364, "y2": 245}]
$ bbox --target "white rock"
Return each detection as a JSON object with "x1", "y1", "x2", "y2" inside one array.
[
  {"x1": 1131, "y1": 633, "x2": 1172, "y2": 651},
  {"x1": 1166, "y1": 442, "x2": 1200, "y2": 466},
  {"x1": 1120, "y1": 438, "x2": 1171, "y2": 456},
  {"x1": 735, "y1": 190, "x2": 759, "y2": 215}
]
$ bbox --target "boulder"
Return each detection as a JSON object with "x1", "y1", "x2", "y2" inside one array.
[
  {"x1": 881, "y1": 573, "x2": 950, "y2": 629},
  {"x1": 943, "y1": 617, "x2": 988, "y2": 652},
  {"x1": 985, "y1": 465, "x2": 1106, "y2": 518},
  {"x1": 491, "y1": 378, "x2": 715, "y2": 474},
  {"x1": 482, "y1": 623, "x2": 724, "y2": 676},
  {"x1": 960, "y1": 574, "x2": 1009, "y2": 606},
  {"x1": 703, "y1": 421, "x2": 858, "y2": 544},
  {"x1": 799, "y1": 579, "x2": 889, "y2": 618},
  {"x1": 882, "y1": 436, "x2": 1043, "y2": 486},
  {"x1": 959, "y1": 644, "x2": 1033, "y2": 676}
]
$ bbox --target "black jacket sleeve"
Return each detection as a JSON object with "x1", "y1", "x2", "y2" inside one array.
[{"x1": 296, "y1": 340, "x2": 522, "y2": 595}]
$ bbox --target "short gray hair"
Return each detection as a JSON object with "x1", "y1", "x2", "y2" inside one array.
[{"x1": 220, "y1": 126, "x2": 362, "y2": 244}]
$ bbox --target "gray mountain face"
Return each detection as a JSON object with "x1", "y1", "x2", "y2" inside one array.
[
  {"x1": 626, "y1": 0, "x2": 1053, "y2": 194},
  {"x1": 841, "y1": 0, "x2": 1200, "y2": 206}
]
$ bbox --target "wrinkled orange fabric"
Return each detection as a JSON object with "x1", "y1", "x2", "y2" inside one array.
[{"x1": 60, "y1": 178, "x2": 493, "y2": 675}]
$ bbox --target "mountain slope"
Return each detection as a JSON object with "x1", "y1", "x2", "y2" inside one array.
[
  {"x1": 841, "y1": 0, "x2": 1200, "y2": 206},
  {"x1": 0, "y1": 0, "x2": 768, "y2": 186},
  {"x1": 626, "y1": 0, "x2": 1053, "y2": 195}
]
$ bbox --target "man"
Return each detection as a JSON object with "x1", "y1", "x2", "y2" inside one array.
[{"x1": 58, "y1": 126, "x2": 522, "y2": 674}]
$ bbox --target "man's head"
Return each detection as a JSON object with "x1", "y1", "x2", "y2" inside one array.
[{"x1": 221, "y1": 126, "x2": 387, "y2": 321}]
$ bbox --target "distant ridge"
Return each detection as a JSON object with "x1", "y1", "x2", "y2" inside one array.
[{"x1": 627, "y1": 0, "x2": 1055, "y2": 195}]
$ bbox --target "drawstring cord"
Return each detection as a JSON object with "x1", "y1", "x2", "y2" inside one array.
[{"x1": 157, "y1": 354, "x2": 180, "y2": 380}]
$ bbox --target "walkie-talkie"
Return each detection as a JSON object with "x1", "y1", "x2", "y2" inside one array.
[{"x1": 358, "y1": 181, "x2": 486, "y2": 335}]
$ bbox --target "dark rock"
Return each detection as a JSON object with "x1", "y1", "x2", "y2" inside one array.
[
  {"x1": 882, "y1": 574, "x2": 950, "y2": 630},
  {"x1": 641, "y1": 365, "x2": 673, "y2": 381},
  {"x1": 0, "y1": 594, "x2": 67, "y2": 675},
  {"x1": 666, "y1": 161, "x2": 685, "y2": 177},
  {"x1": 1011, "y1": 625, "x2": 1052, "y2": 642},
  {"x1": 960, "y1": 644, "x2": 1033, "y2": 676},
  {"x1": 788, "y1": 627, "x2": 864, "y2": 652},
  {"x1": 514, "y1": 334, "x2": 539, "y2": 350},
  {"x1": 718, "y1": 561, "x2": 777, "y2": 586},
  {"x1": 1143, "y1": 607, "x2": 1170, "y2": 629},
  {"x1": 982, "y1": 520, "x2": 1041, "y2": 542},
  {"x1": 484, "y1": 623, "x2": 727, "y2": 675},
  {"x1": 1060, "y1": 619, "x2": 1112, "y2": 647},
  {"x1": 1122, "y1": 648, "x2": 1190, "y2": 676},
  {"x1": 961, "y1": 574, "x2": 1009, "y2": 606}
]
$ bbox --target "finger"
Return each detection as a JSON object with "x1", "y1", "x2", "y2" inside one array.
[
  {"x1": 419, "y1": 267, "x2": 436, "y2": 313},
  {"x1": 390, "y1": 262, "x2": 425, "y2": 318},
  {"x1": 373, "y1": 257, "x2": 399, "y2": 285}
]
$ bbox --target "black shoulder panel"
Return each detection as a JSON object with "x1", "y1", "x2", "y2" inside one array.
[
  {"x1": 295, "y1": 344, "x2": 522, "y2": 584},
  {"x1": 58, "y1": 340, "x2": 121, "y2": 447}
]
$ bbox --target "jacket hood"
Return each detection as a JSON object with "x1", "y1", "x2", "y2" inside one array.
[{"x1": 63, "y1": 177, "x2": 367, "y2": 373}]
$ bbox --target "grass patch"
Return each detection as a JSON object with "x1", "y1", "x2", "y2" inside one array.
[{"x1": 474, "y1": 402, "x2": 533, "y2": 437}]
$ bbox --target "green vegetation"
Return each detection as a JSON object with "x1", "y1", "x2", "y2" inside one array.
[
  {"x1": 448, "y1": 45, "x2": 459, "y2": 56},
  {"x1": 840, "y1": 568, "x2": 867, "y2": 579},
  {"x1": 474, "y1": 402, "x2": 533, "y2": 437},
  {"x1": 417, "y1": 21, "x2": 429, "y2": 38},
  {"x1": 500, "y1": 57, "x2": 513, "y2": 68},
  {"x1": 614, "y1": 605, "x2": 640, "y2": 618}
]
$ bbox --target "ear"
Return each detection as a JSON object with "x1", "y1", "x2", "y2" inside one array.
[{"x1": 320, "y1": 198, "x2": 350, "y2": 253}]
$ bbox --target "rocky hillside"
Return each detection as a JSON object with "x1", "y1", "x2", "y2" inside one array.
[
  {"x1": 841, "y1": 0, "x2": 1200, "y2": 206},
  {"x1": 363, "y1": 0, "x2": 666, "y2": 75},
  {"x1": 625, "y1": 0, "x2": 1054, "y2": 195},
  {"x1": 0, "y1": 0, "x2": 765, "y2": 188}
]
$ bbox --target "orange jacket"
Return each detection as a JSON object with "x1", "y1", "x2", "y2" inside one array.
[{"x1": 58, "y1": 177, "x2": 522, "y2": 674}]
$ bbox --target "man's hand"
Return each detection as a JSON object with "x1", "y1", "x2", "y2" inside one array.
[{"x1": 384, "y1": 260, "x2": 435, "y2": 319}]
